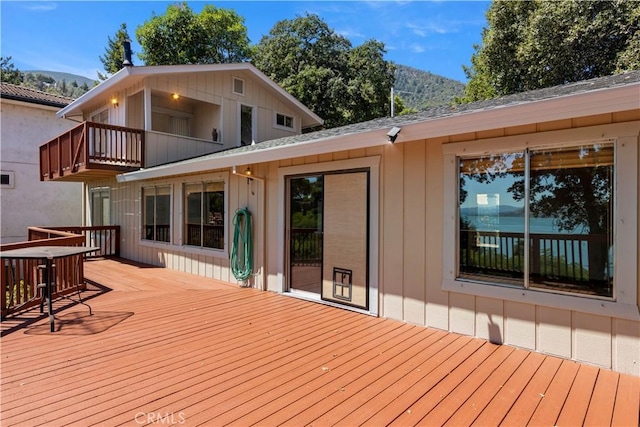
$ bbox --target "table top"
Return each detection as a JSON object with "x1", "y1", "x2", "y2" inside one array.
[{"x1": 1, "y1": 246, "x2": 100, "y2": 260}]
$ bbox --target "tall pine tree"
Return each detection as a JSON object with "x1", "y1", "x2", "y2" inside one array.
[{"x1": 99, "y1": 23, "x2": 133, "y2": 80}]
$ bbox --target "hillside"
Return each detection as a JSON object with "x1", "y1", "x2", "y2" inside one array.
[
  {"x1": 24, "y1": 71, "x2": 95, "y2": 88},
  {"x1": 22, "y1": 70, "x2": 96, "y2": 99},
  {"x1": 19, "y1": 66, "x2": 464, "y2": 111},
  {"x1": 394, "y1": 64, "x2": 465, "y2": 110}
]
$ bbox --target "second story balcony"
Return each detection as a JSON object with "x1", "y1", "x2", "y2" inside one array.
[{"x1": 39, "y1": 121, "x2": 144, "y2": 182}]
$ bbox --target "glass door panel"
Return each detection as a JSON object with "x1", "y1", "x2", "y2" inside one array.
[{"x1": 288, "y1": 176, "x2": 323, "y2": 294}]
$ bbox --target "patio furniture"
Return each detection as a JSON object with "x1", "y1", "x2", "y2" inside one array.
[{"x1": 2, "y1": 246, "x2": 99, "y2": 332}]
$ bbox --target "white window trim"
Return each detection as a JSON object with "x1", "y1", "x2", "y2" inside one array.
[
  {"x1": 274, "y1": 112, "x2": 295, "y2": 132},
  {"x1": 442, "y1": 123, "x2": 639, "y2": 321},
  {"x1": 1, "y1": 171, "x2": 15, "y2": 188},
  {"x1": 89, "y1": 187, "x2": 111, "y2": 226},
  {"x1": 237, "y1": 103, "x2": 257, "y2": 147},
  {"x1": 232, "y1": 77, "x2": 245, "y2": 96},
  {"x1": 141, "y1": 184, "x2": 173, "y2": 244},
  {"x1": 90, "y1": 106, "x2": 110, "y2": 124},
  {"x1": 276, "y1": 156, "x2": 380, "y2": 316},
  {"x1": 138, "y1": 172, "x2": 230, "y2": 258}
]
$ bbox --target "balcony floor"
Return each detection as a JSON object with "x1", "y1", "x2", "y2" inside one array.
[{"x1": 1, "y1": 258, "x2": 638, "y2": 426}]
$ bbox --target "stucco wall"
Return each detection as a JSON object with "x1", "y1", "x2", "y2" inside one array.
[{"x1": 0, "y1": 100, "x2": 82, "y2": 243}]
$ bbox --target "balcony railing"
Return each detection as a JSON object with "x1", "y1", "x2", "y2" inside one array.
[
  {"x1": 1, "y1": 226, "x2": 120, "y2": 318},
  {"x1": 460, "y1": 229, "x2": 612, "y2": 296},
  {"x1": 39, "y1": 121, "x2": 144, "y2": 182}
]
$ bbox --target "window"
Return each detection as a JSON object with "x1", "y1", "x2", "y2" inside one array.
[
  {"x1": 1, "y1": 171, "x2": 14, "y2": 188},
  {"x1": 142, "y1": 186, "x2": 171, "y2": 242},
  {"x1": 240, "y1": 105, "x2": 254, "y2": 146},
  {"x1": 91, "y1": 108, "x2": 109, "y2": 124},
  {"x1": 276, "y1": 113, "x2": 294, "y2": 130},
  {"x1": 152, "y1": 109, "x2": 191, "y2": 137},
  {"x1": 232, "y1": 77, "x2": 244, "y2": 96},
  {"x1": 184, "y1": 181, "x2": 225, "y2": 250},
  {"x1": 90, "y1": 188, "x2": 110, "y2": 226},
  {"x1": 458, "y1": 142, "x2": 614, "y2": 298}
]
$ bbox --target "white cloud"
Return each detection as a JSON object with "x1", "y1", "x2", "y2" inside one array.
[
  {"x1": 409, "y1": 43, "x2": 426, "y2": 53},
  {"x1": 21, "y1": 2, "x2": 57, "y2": 12}
]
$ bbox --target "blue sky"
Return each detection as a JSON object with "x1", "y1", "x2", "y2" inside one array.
[{"x1": 1, "y1": 1, "x2": 490, "y2": 82}]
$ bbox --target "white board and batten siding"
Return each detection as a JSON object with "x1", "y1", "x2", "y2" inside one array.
[
  {"x1": 88, "y1": 171, "x2": 265, "y2": 289},
  {"x1": 91, "y1": 112, "x2": 639, "y2": 375},
  {"x1": 379, "y1": 118, "x2": 640, "y2": 375}
]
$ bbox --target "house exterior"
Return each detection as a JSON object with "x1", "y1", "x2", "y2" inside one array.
[
  {"x1": 0, "y1": 83, "x2": 82, "y2": 243},
  {"x1": 39, "y1": 65, "x2": 640, "y2": 375}
]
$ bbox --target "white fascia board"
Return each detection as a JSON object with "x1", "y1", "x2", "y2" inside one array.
[
  {"x1": 398, "y1": 83, "x2": 640, "y2": 142},
  {"x1": 56, "y1": 67, "x2": 132, "y2": 118},
  {"x1": 116, "y1": 82, "x2": 639, "y2": 183},
  {"x1": 56, "y1": 63, "x2": 323, "y2": 127},
  {"x1": 117, "y1": 129, "x2": 390, "y2": 182}
]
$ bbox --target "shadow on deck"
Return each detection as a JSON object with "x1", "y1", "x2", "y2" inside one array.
[{"x1": 1, "y1": 257, "x2": 638, "y2": 426}]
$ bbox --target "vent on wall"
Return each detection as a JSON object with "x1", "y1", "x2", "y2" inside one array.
[
  {"x1": 1, "y1": 171, "x2": 14, "y2": 188},
  {"x1": 233, "y1": 77, "x2": 245, "y2": 96}
]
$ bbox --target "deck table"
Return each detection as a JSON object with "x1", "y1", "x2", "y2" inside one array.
[{"x1": 1, "y1": 246, "x2": 99, "y2": 332}]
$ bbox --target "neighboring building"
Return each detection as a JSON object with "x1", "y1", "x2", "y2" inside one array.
[
  {"x1": 1, "y1": 83, "x2": 82, "y2": 243},
  {"x1": 39, "y1": 65, "x2": 640, "y2": 375}
]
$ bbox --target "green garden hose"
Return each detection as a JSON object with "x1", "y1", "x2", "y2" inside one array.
[{"x1": 231, "y1": 208, "x2": 253, "y2": 282}]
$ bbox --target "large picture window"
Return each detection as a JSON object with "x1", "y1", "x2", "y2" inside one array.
[
  {"x1": 458, "y1": 142, "x2": 614, "y2": 298},
  {"x1": 142, "y1": 186, "x2": 171, "y2": 242},
  {"x1": 184, "y1": 181, "x2": 225, "y2": 250}
]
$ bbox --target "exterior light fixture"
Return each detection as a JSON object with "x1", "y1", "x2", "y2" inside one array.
[
  {"x1": 231, "y1": 166, "x2": 264, "y2": 182},
  {"x1": 387, "y1": 126, "x2": 401, "y2": 143},
  {"x1": 171, "y1": 93, "x2": 180, "y2": 100},
  {"x1": 111, "y1": 97, "x2": 119, "y2": 107}
]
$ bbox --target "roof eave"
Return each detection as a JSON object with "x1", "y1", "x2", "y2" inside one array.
[
  {"x1": 117, "y1": 80, "x2": 640, "y2": 183},
  {"x1": 55, "y1": 63, "x2": 323, "y2": 126},
  {"x1": 56, "y1": 67, "x2": 132, "y2": 118}
]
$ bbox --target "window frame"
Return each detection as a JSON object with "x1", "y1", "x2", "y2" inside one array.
[
  {"x1": 142, "y1": 185, "x2": 172, "y2": 244},
  {"x1": 89, "y1": 187, "x2": 110, "y2": 226},
  {"x1": 238, "y1": 103, "x2": 256, "y2": 147},
  {"x1": 442, "y1": 123, "x2": 639, "y2": 321},
  {"x1": 274, "y1": 112, "x2": 295, "y2": 131},
  {"x1": 182, "y1": 179, "x2": 227, "y2": 252},
  {"x1": 151, "y1": 106, "x2": 193, "y2": 137}
]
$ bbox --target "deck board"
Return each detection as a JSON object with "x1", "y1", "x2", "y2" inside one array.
[{"x1": 1, "y1": 257, "x2": 638, "y2": 426}]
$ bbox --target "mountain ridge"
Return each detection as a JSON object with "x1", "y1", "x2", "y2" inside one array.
[{"x1": 24, "y1": 66, "x2": 466, "y2": 112}]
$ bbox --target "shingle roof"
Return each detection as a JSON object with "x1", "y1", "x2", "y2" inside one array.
[
  {"x1": 0, "y1": 82, "x2": 74, "y2": 108},
  {"x1": 121, "y1": 70, "x2": 640, "y2": 181},
  {"x1": 206, "y1": 69, "x2": 640, "y2": 158}
]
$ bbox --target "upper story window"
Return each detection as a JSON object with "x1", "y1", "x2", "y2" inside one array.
[
  {"x1": 152, "y1": 107, "x2": 191, "y2": 137},
  {"x1": 232, "y1": 77, "x2": 245, "y2": 96},
  {"x1": 142, "y1": 186, "x2": 171, "y2": 243},
  {"x1": 184, "y1": 181, "x2": 226, "y2": 250},
  {"x1": 91, "y1": 108, "x2": 109, "y2": 124},
  {"x1": 457, "y1": 142, "x2": 614, "y2": 298},
  {"x1": 275, "y1": 113, "x2": 294, "y2": 130}
]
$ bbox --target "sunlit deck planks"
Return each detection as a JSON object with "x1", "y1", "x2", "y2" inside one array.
[{"x1": 1, "y1": 257, "x2": 638, "y2": 426}]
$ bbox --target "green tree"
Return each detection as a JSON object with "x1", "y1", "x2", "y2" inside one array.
[
  {"x1": 253, "y1": 14, "x2": 395, "y2": 129},
  {"x1": 99, "y1": 23, "x2": 133, "y2": 80},
  {"x1": 136, "y1": 2, "x2": 251, "y2": 65},
  {"x1": 462, "y1": 0, "x2": 640, "y2": 102},
  {"x1": 1, "y1": 57, "x2": 23, "y2": 84}
]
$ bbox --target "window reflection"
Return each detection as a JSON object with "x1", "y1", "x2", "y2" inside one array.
[{"x1": 458, "y1": 143, "x2": 614, "y2": 297}]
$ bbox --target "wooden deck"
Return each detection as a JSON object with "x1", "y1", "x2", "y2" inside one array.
[{"x1": 1, "y1": 258, "x2": 638, "y2": 426}]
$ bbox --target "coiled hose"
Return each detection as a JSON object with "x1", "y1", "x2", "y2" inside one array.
[{"x1": 231, "y1": 208, "x2": 253, "y2": 281}]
